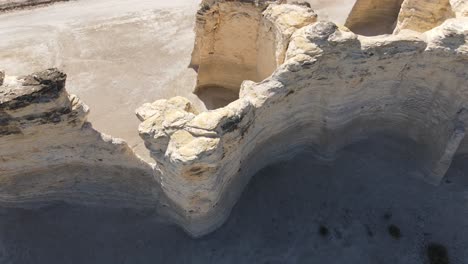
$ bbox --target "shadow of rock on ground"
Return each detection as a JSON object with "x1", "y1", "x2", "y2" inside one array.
[{"x1": 1, "y1": 136, "x2": 468, "y2": 263}]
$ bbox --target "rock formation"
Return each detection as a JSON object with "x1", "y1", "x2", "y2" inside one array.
[
  {"x1": 346, "y1": 0, "x2": 468, "y2": 35},
  {"x1": 190, "y1": 0, "x2": 317, "y2": 108},
  {"x1": 138, "y1": 1, "x2": 468, "y2": 236},
  {"x1": 394, "y1": 0, "x2": 455, "y2": 34},
  {"x1": 1, "y1": 0, "x2": 467, "y2": 238},
  {"x1": 0, "y1": 69, "x2": 159, "y2": 208}
]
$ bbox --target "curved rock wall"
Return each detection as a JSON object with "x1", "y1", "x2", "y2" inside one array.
[{"x1": 139, "y1": 8, "x2": 468, "y2": 235}]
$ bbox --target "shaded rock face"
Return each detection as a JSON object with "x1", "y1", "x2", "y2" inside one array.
[{"x1": 1, "y1": 0, "x2": 468, "y2": 240}]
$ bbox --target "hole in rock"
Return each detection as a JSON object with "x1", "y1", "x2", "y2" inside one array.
[
  {"x1": 2, "y1": 135, "x2": 467, "y2": 263},
  {"x1": 191, "y1": 1, "x2": 282, "y2": 110},
  {"x1": 345, "y1": 0, "x2": 405, "y2": 36}
]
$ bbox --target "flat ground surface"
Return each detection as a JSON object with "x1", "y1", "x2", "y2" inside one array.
[{"x1": 1, "y1": 138, "x2": 467, "y2": 263}]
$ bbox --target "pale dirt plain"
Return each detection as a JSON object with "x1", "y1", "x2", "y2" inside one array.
[{"x1": 1, "y1": 0, "x2": 468, "y2": 264}]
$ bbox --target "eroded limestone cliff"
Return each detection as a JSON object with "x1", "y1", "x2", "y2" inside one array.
[
  {"x1": 138, "y1": 1, "x2": 468, "y2": 236},
  {"x1": 1, "y1": 0, "x2": 467, "y2": 238}
]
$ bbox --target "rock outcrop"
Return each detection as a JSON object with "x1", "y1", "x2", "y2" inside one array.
[
  {"x1": 138, "y1": 2, "x2": 468, "y2": 236},
  {"x1": 451, "y1": 0, "x2": 468, "y2": 17},
  {"x1": 346, "y1": 0, "x2": 468, "y2": 35},
  {"x1": 0, "y1": 69, "x2": 159, "y2": 208},
  {"x1": 394, "y1": 0, "x2": 455, "y2": 34},
  {"x1": 1, "y1": 0, "x2": 467, "y2": 239}
]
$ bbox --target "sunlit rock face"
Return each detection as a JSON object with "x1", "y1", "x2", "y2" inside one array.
[
  {"x1": 138, "y1": 1, "x2": 468, "y2": 236},
  {"x1": 394, "y1": 0, "x2": 455, "y2": 34}
]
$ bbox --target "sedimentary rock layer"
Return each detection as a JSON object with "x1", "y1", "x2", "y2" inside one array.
[
  {"x1": 0, "y1": 0, "x2": 68, "y2": 12},
  {"x1": 138, "y1": 2, "x2": 468, "y2": 236}
]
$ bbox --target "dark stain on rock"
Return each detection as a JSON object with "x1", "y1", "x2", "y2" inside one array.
[{"x1": 1, "y1": 68, "x2": 66, "y2": 111}]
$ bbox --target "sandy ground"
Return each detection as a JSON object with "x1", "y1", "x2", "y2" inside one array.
[{"x1": 1, "y1": 137, "x2": 467, "y2": 263}]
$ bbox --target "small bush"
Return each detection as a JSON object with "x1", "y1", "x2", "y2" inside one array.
[
  {"x1": 387, "y1": 224, "x2": 401, "y2": 239},
  {"x1": 427, "y1": 243, "x2": 449, "y2": 264},
  {"x1": 319, "y1": 225, "x2": 329, "y2": 237}
]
